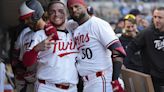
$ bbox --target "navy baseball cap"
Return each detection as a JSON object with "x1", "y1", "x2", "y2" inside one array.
[
  {"x1": 87, "y1": 6, "x2": 94, "y2": 15},
  {"x1": 129, "y1": 9, "x2": 142, "y2": 16}
]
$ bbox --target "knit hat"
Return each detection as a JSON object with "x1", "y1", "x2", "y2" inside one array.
[
  {"x1": 67, "y1": 0, "x2": 86, "y2": 8},
  {"x1": 19, "y1": 2, "x2": 35, "y2": 20},
  {"x1": 25, "y1": 0, "x2": 44, "y2": 21}
]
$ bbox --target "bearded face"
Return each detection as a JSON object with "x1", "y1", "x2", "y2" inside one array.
[{"x1": 68, "y1": 3, "x2": 87, "y2": 23}]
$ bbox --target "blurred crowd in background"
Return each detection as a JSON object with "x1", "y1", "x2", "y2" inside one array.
[
  {"x1": 86, "y1": 0, "x2": 161, "y2": 26},
  {"x1": 0, "y1": 0, "x2": 164, "y2": 92}
]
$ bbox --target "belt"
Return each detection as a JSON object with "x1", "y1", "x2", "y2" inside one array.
[
  {"x1": 38, "y1": 79, "x2": 70, "y2": 90},
  {"x1": 82, "y1": 71, "x2": 104, "y2": 81}
]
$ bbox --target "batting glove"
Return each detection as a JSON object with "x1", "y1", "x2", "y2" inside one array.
[
  {"x1": 111, "y1": 80, "x2": 124, "y2": 92},
  {"x1": 44, "y1": 22, "x2": 59, "y2": 40}
]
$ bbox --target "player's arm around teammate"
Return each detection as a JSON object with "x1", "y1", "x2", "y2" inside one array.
[
  {"x1": 15, "y1": 0, "x2": 54, "y2": 91},
  {"x1": 22, "y1": 0, "x2": 58, "y2": 67},
  {"x1": 67, "y1": 0, "x2": 126, "y2": 92},
  {"x1": 18, "y1": 1, "x2": 58, "y2": 92},
  {"x1": 23, "y1": 1, "x2": 79, "y2": 92},
  {"x1": 11, "y1": 1, "x2": 37, "y2": 91}
]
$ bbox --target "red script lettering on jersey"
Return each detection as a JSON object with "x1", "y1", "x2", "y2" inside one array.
[
  {"x1": 53, "y1": 39, "x2": 79, "y2": 57},
  {"x1": 74, "y1": 33, "x2": 90, "y2": 50}
]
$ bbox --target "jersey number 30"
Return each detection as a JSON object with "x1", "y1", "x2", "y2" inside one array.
[{"x1": 81, "y1": 48, "x2": 92, "y2": 59}]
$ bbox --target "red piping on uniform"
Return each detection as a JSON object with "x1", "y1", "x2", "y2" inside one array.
[
  {"x1": 102, "y1": 76, "x2": 107, "y2": 92},
  {"x1": 115, "y1": 47, "x2": 126, "y2": 56}
]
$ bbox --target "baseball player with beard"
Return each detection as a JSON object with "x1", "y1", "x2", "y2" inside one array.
[
  {"x1": 12, "y1": 0, "x2": 59, "y2": 92},
  {"x1": 23, "y1": 1, "x2": 79, "y2": 92},
  {"x1": 67, "y1": 0, "x2": 126, "y2": 92}
]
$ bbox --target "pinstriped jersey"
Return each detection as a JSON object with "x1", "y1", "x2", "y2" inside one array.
[
  {"x1": 73, "y1": 16, "x2": 119, "y2": 76},
  {"x1": 27, "y1": 28, "x2": 79, "y2": 84},
  {"x1": 15, "y1": 27, "x2": 35, "y2": 61}
]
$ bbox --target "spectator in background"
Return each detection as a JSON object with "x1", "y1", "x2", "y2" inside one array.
[
  {"x1": 129, "y1": 8, "x2": 149, "y2": 31},
  {"x1": 87, "y1": 6, "x2": 94, "y2": 16},
  {"x1": 127, "y1": 7, "x2": 164, "y2": 92},
  {"x1": 119, "y1": 14, "x2": 143, "y2": 72},
  {"x1": 114, "y1": 17, "x2": 125, "y2": 37}
]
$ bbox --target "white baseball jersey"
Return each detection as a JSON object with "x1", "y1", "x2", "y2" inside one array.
[
  {"x1": 15, "y1": 27, "x2": 35, "y2": 61},
  {"x1": 28, "y1": 29, "x2": 79, "y2": 84},
  {"x1": 66, "y1": 19, "x2": 79, "y2": 33},
  {"x1": 73, "y1": 16, "x2": 119, "y2": 76},
  {"x1": 14, "y1": 27, "x2": 36, "y2": 92}
]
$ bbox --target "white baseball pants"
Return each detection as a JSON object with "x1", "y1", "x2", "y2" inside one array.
[
  {"x1": 82, "y1": 68, "x2": 113, "y2": 92},
  {"x1": 36, "y1": 83, "x2": 77, "y2": 92}
]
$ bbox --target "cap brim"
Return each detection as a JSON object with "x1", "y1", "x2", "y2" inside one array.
[{"x1": 20, "y1": 12, "x2": 33, "y2": 20}]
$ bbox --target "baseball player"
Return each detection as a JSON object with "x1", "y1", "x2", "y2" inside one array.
[
  {"x1": 23, "y1": 1, "x2": 79, "y2": 92},
  {"x1": 12, "y1": 0, "x2": 51, "y2": 91},
  {"x1": 13, "y1": 27, "x2": 35, "y2": 92},
  {"x1": 11, "y1": 2, "x2": 35, "y2": 92},
  {"x1": 67, "y1": 0, "x2": 126, "y2": 92}
]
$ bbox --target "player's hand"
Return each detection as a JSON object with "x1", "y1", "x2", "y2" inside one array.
[
  {"x1": 111, "y1": 80, "x2": 124, "y2": 92},
  {"x1": 24, "y1": 72, "x2": 36, "y2": 83},
  {"x1": 44, "y1": 22, "x2": 59, "y2": 40},
  {"x1": 34, "y1": 34, "x2": 55, "y2": 51}
]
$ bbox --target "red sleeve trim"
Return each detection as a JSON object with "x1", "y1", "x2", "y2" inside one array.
[
  {"x1": 108, "y1": 40, "x2": 126, "y2": 56},
  {"x1": 23, "y1": 48, "x2": 38, "y2": 67}
]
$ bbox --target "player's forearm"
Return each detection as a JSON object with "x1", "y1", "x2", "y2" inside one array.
[
  {"x1": 108, "y1": 40, "x2": 126, "y2": 80},
  {"x1": 112, "y1": 60, "x2": 123, "y2": 80},
  {"x1": 23, "y1": 48, "x2": 38, "y2": 67},
  {"x1": 111, "y1": 55, "x2": 125, "y2": 91},
  {"x1": 110, "y1": 49, "x2": 125, "y2": 80}
]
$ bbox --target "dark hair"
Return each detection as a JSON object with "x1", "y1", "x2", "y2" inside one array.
[
  {"x1": 153, "y1": 6, "x2": 164, "y2": 13},
  {"x1": 87, "y1": 6, "x2": 94, "y2": 15},
  {"x1": 125, "y1": 18, "x2": 136, "y2": 24},
  {"x1": 156, "y1": 7, "x2": 164, "y2": 11},
  {"x1": 47, "y1": 0, "x2": 65, "y2": 12},
  {"x1": 129, "y1": 9, "x2": 141, "y2": 16}
]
